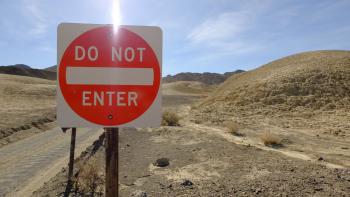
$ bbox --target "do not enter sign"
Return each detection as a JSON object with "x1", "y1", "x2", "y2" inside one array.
[{"x1": 57, "y1": 23, "x2": 162, "y2": 127}]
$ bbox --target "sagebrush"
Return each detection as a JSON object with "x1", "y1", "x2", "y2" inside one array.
[
  {"x1": 162, "y1": 111, "x2": 180, "y2": 126},
  {"x1": 260, "y1": 131, "x2": 282, "y2": 147},
  {"x1": 74, "y1": 158, "x2": 104, "y2": 196},
  {"x1": 225, "y1": 121, "x2": 243, "y2": 136}
]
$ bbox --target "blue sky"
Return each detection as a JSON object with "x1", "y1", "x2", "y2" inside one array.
[{"x1": 0, "y1": 0, "x2": 350, "y2": 75}]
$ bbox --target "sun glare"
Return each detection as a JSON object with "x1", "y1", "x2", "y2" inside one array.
[{"x1": 112, "y1": 0, "x2": 121, "y2": 33}]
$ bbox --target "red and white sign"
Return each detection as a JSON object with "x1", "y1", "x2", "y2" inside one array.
[{"x1": 57, "y1": 23, "x2": 162, "y2": 127}]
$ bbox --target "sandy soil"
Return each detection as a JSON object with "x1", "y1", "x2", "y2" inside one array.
[{"x1": 32, "y1": 120, "x2": 350, "y2": 197}]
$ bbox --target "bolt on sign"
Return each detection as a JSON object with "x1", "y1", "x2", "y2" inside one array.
[{"x1": 57, "y1": 23, "x2": 162, "y2": 127}]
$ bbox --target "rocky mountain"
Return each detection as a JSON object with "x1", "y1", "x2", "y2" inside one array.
[{"x1": 163, "y1": 70, "x2": 245, "y2": 85}]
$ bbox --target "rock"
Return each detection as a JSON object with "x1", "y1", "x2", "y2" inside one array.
[
  {"x1": 181, "y1": 179, "x2": 193, "y2": 187},
  {"x1": 153, "y1": 158, "x2": 169, "y2": 167},
  {"x1": 318, "y1": 157, "x2": 324, "y2": 161},
  {"x1": 314, "y1": 187, "x2": 323, "y2": 191},
  {"x1": 130, "y1": 190, "x2": 147, "y2": 197},
  {"x1": 255, "y1": 188, "x2": 262, "y2": 194}
]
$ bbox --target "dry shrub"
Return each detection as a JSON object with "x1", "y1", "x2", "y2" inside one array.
[
  {"x1": 225, "y1": 121, "x2": 243, "y2": 136},
  {"x1": 260, "y1": 131, "x2": 282, "y2": 147},
  {"x1": 162, "y1": 111, "x2": 180, "y2": 126},
  {"x1": 74, "y1": 158, "x2": 104, "y2": 196}
]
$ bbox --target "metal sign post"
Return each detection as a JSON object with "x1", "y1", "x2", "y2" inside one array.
[
  {"x1": 105, "y1": 128, "x2": 119, "y2": 196},
  {"x1": 68, "y1": 128, "x2": 76, "y2": 181}
]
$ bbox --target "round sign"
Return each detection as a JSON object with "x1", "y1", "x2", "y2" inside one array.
[{"x1": 59, "y1": 26, "x2": 161, "y2": 126}]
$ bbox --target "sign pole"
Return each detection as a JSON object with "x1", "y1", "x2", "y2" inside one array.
[
  {"x1": 68, "y1": 127, "x2": 76, "y2": 181},
  {"x1": 105, "y1": 127, "x2": 119, "y2": 197},
  {"x1": 57, "y1": 24, "x2": 162, "y2": 195}
]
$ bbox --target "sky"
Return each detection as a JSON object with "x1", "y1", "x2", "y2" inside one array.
[{"x1": 0, "y1": 0, "x2": 350, "y2": 75}]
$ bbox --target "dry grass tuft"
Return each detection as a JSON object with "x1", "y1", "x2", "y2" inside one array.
[
  {"x1": 74, "y1": 158, "x2": 104, "y2": 196},
  {"x1": 162, "y1": 111, "x2": 181, "y2": 126},
  {"x1": 225, "y1": 121, "x2": 243, "y2": 136},
  {"x1": 260, "y1": 131, "x2": 282, "y2": 147}
]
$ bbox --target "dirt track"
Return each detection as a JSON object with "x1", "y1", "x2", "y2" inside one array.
[{"x1": 0, "y1": 126, "x2": 103, "y2": 197}]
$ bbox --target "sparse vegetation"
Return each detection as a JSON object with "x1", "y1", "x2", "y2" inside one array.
[
  {"x1": 74, "y1": 158, "x2": 104, "y2": 196},
  {"x1": 225, "y1": 121, "x2": 243, "y2": 136},
  {"x1": 162, "y1": 111, "x2": 180, "y2": 126},
  {"x1": 260, "y1": 131, "x2": 282, "y2": 147}
]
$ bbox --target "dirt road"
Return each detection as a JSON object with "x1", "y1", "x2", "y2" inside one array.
[{"x1": 0, "y1": 126, "x2": 103, "y2": 197}]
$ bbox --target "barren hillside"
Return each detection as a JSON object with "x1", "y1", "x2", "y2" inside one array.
[
  {"x1": 0, "y1": 74, "x2": 56, "y2": 142},
  {"x1": 162, "y1": 81, "x2": 215, "y2": 95},
  {"x1": 192, "y1": 50, "x2": 350, "y2": 134},
  {"x1": 162, "y1": 81, "x2": 215, "y2": 109}
]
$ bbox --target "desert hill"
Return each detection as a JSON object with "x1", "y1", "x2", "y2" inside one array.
[
  {"x1": 44, "y1": 65, "x2": 57, "y2": 72},
  {"x1": 0, "y1": 65, "x2": 56, "y2": 80},
  {"x1": 192, "y1": 50, "x2": 350, "y2": 133},
  {"x1": 162, "y1": 81, "x2": 216, "y2": 95},
  {"x1": 0, "y1": 74, "x2": 56, "y2": 141},
  {"x1": 162, "y1": 81, "x2": 216, "y2": 108},
  {"x1": 163, "y1": 70, "x2": 244, "y2": 85}
]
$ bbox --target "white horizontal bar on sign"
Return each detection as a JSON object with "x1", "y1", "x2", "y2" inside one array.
[{"x1": 66, "y1": 66, "x2": 154, "y2": 85}]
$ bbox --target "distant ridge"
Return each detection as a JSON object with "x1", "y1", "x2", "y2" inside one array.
[
  {"x1": 44, "y1": 65, "x2": 57, "y2": 72},
  {"x1": 163, "y1": 70, "x2": 245, "y2": 85},
  {"x1": 43, "y1": 65, "x2": 244, "y2": 84},
  {"x1": 1, "y1": 64, "x2": 244, "y2": 84},
  {"x1": 9, "y1": 64, "x2": 32, "y2": 69},
  {"x1": 0, "y1": 65, "x2": 56, "y2": 80}
]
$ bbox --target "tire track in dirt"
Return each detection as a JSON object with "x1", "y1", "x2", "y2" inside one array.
[
  {"x1": 187, "y1": 123, "x2": 347, "y2": 169},
  {"x1": 177, "y1": 104, "x2": 348, "y2": 169},
  {"x1": 0, "y1": 127, "x2": 104, "y2": 197}
]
